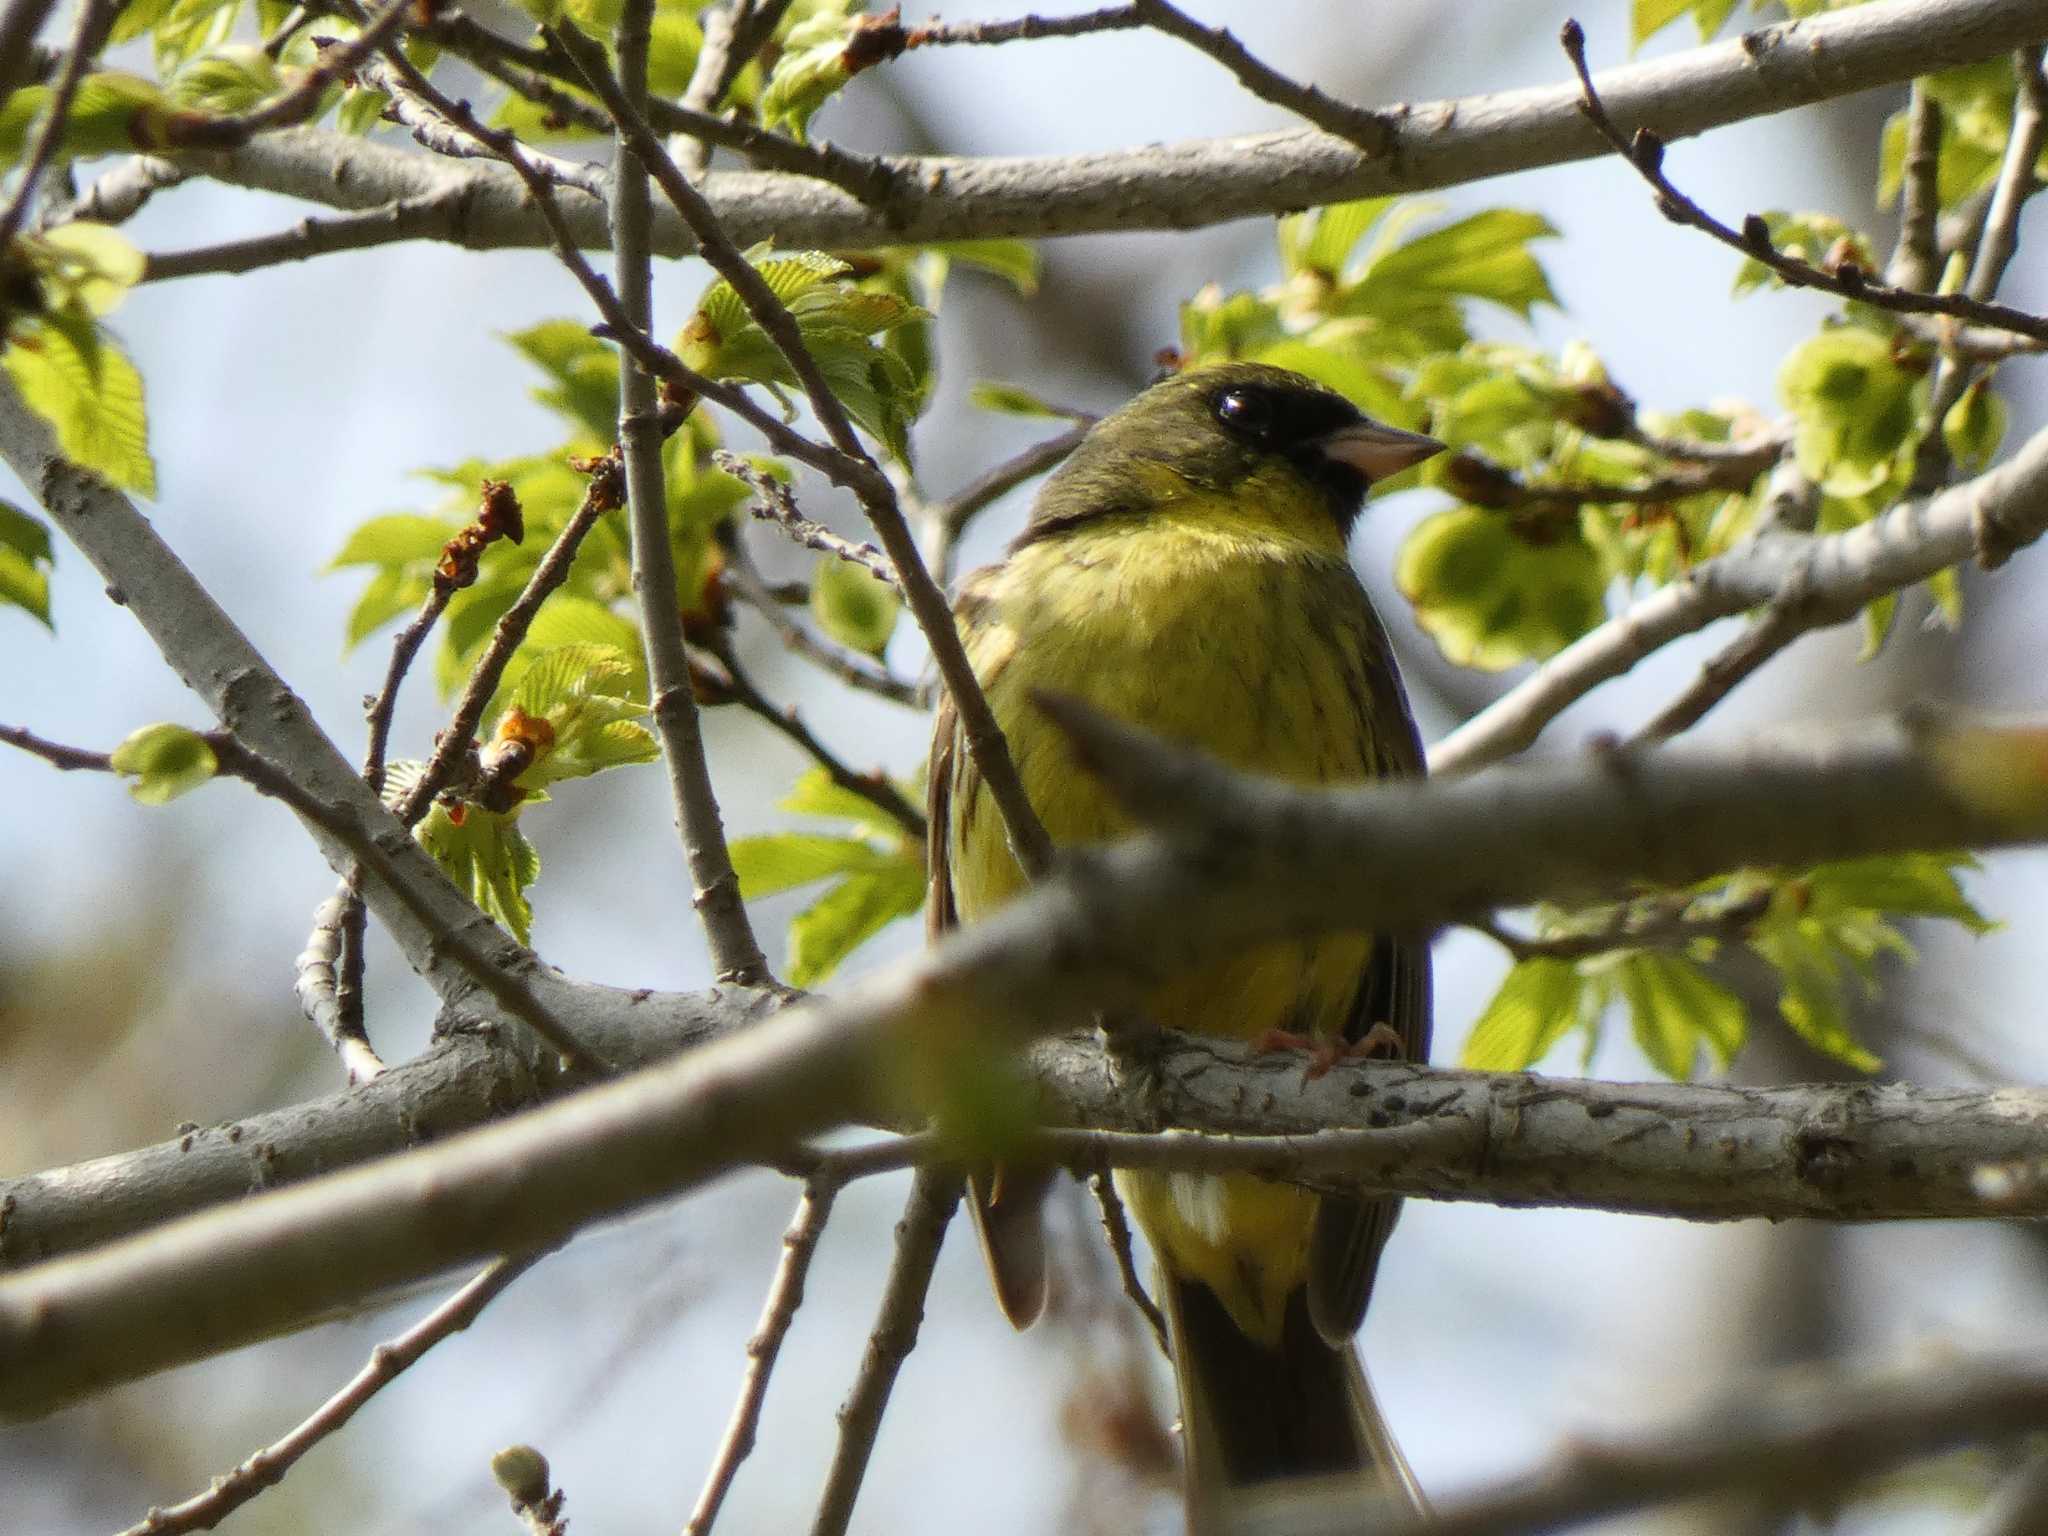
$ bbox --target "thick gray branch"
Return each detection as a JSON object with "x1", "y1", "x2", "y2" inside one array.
[
  {"x1": 169, "y1": 0, "x2": 2048, "y2": 260},
  {"x1": 6, "y1": 715, "x2": 2048, "y2": 1415}
]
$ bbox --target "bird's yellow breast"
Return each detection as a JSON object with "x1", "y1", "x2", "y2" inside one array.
[{"x1": 945, "y1": 485, "x2": 1401, "y2": 1341}]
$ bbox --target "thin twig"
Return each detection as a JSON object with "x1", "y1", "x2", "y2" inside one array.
[
  {"x1": 607, "y1": 0, "x2": 770, "y2": 988},
  {"x1": 397, "y1": 453, "x2": 622, "y2": 826},
  {"x1": 905, "y1": 5, "x2": 1140, "y2": 47},
  {"x1": 1561, "y1": 19, "x2": 2048, "y2": 345},
  {"x1": 293, "y1": 886, "x2": 386, "y2": 1082},
  {"x1": 719, "y1": 451, "x2": 901, "y2": 590},
  {"x1": 1088, "y1": 1169, "x2": 1168, "y2": 1356},
  {"x1": 701, "y1": 635, "x2": 927, "y2": 841},
  {"x1": 141, "y1": 192, "x2": 467, "y2": 282},
  {"x1": 116, "y1": 1253, "x2": 544, "y2": 1536},
  {"x1": 1132, "y1": 0, "x2": 1392, "y2": 154},
  {"x1": 1474, "y1": 888, "x2": 1771, "y2": 965},
  {"x1": 1889, "y1": 82, "x2": 1942, "y2": 291},
  {"x1": 553, "y1": 26, "x2": 1053, "y2": 878},
  {"x1": 356, "y1": 51, "x2": 610, "y2": 202},
  {"x1": 925, "y1": 418, "x2": 1092, "y2": 578},
  {"x1": 684, "y1": 1176, "x2": 839, "y2": 1536},
  {"x1": 0, "y1": 719, "x2": 111, "y2": 771},
  {"x1": 0, "y1": 0, "x2": 109, "y2": 251},
  {"x1": 807, "y1": 1166, "x2": 962, "y2": 1536},
  {"x1": 722, "y1": 540, "x2": 925, "y2": 709},
  {"x1": 1628, "y1": 600, "x2": 1804, "y2": 744}
]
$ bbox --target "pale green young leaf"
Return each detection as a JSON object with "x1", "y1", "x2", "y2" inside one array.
[
  {"x1": 731, "y1": 831, "x2": 903, "y2": 897},
  {"x1": 916, "y1": 239, "x2": 1040, "y2": 297},
  {"x1": 151, "y1": 0, "x2": 245, "y2": 70},
  {"x1": 414, "y1": 798, "x2": 540, "y2": 943},
  {"x1": 110, "y1": 722, "x2": 217, "y2": 804},
  {"x1": 1459, "y1": 956, "x2": 1584, "y2": 1070},
  {"x1": 1801, "y1": 852, "x2": 1994, "y2": 933},
  {"x1": 780, "y1": 764, "x2": 915, "y2": 829},
  {"x1": 4, "y1": 314, "x2": 155, "y2": 495},
  {"x1": 1779, "y1": 325, "x2": 1916, "y2": 496},
  {"x1": 504, "y1": 319, "x2": 619, "y2": 443},
  {"x1": 170, "y1": 44, "x2": 285, "y2": 112},
  {"x1": 0, "y1": 545, "x2": 50, "y2": 625},
  {"x1": 1630, "y1": 0, "x2": 1699, "y2": 46},
  {"x1": 647, "y1": 5, "x2": 703, "y2": 97},
  {"x1": 1616, "y1": 950, "x2": 1746, "y2": 1078},
  {"x1": 328, "y1": 513, "x2": 457, "y2": 569},
  {"x1": 1859, "y1": 589, "x2": 1897, "y2": 660},
  {"x1": 757, "y1": 0, "x2": 864, "y2": 141},
  {"x1": 1943, "y1": 376, "x2": 2007, "y2": 470},
  {"x1": 786, "y1": 855, "x2": 925, "y2": 985},
  {"x1": 1352, "y1": 209, "x2": 1560, "y2": 320},
  {"x1": 811, "y1": 555, "x2": 900, "y2": 656},
  {"x1": 0, "y1": 73, "x2": 172, "y2": 167},
  {"x1": 1395, "y1": 506, "x2": 1607, "y2": 670},
  {"x1": 1927, "y1": 565, "x2": 1964, "y2": 627},
  {"x1": 1278, "y1": 198, "x2": 1395, "y2": 279},
  {"x1": 969, "y1": 381, "x2": 1071, "y2": 419},
  {"x1": 1753, "y1": 924, "x2": 1883, "y2": 1072},
  {"x1": 28, "y1": 223, "x2": 145, "y2": 317},
  {"x1": 344, "y1": 566, "x2": 425, "y2": 649}
]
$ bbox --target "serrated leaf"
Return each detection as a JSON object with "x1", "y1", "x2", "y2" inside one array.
[
  {"x1": 1615, "y1": 950, "x2": 1746, "y2": 1079},
  {"x1": 503, "y1": 641, "x2": 654, "y2": 787},
  {"x1": 731, "y1": 831, "x2": 903, "y2": 897},
  {"x1": 1459, "y1": 956, "x2": 1584, "y2": 1070},
  {"x1": 169, "y1": 43, "x2": 284, "y2": 112},
  {"x1": 785, "y1": 855, "x2": 925, "y2": 985},
  {"x1": 110, "y1": 722, "x2": 217, "y2": 804},
  {"x1": 0, "y1": 73, "x2": 173, "y2": 166},
  {"x1": 1353, "y1": 209, "x2": 1559, "y2": 320},
  {"x1": 811, "y1": 554, "x2": 899, "y2": 656},
  {"x1": 1803, "y1": 852, "x2": 1994, "y2": 933},
  {"x1": 918, "y1": 239, "x2": 1040, "y2": 297},
  {"x1": 414, "y1": 798, "x2": 539, "y2": 942},
  {"x1": 1753, "y1": 923, "x2": 1882, "y2": 1073},
  {"x1": 1279, "y1": 197, "x2": 1395, "y2": 280},
  {"x1": 5, "y1": 313, "x2": 155, "y2": 495},
  {"x1": 756, "y1": 0, "x2": 863, "y2": 141}
]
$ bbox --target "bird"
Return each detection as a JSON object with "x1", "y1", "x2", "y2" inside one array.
[{"x1": 925, "y1": 360, "x2": 1441, "y2": 1520}]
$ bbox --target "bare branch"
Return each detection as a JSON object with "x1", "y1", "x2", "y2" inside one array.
[
  {"x1": 807, "y1": 1166, "x2": 962, "y2": 1536},
  {"x1": 555, "y1": 22, "x2": 1053, "y2": 878},
  {"x1": 1888, "y1": 82, "x2": 1943, "y2": 290},
  {"x1": 141, "y1": 191, "x2": 469, "y2": 282},
  {"x1": 1088, "y1": 1169, "x2": 1168, "y2": 1355},
  {"x1": 605, "y1": 0, "x2": 770, "y2": 987},
  {"x1": 904, "y1": 5, "x2": 1139, "y2": 47},
  {"x1": 685, "y1": 1176, "x2": 838, "y2": 1536},
  {"x1": 1132, "y1": 0, "x2": 1392, "y2": 153},
  {"x1": 293, "y1": 887, "x2": 386, "y2": 1083},
  {"x1": 115, "y1": 1253, "x2": 544, "y2": 1536},
  {"x1": 723, "y1": 452, "x2": 901, "y2": 591},
  {"x1": 1257, "y1": 1353, "x2": 2048, "y2": 1536},
  {"x1": 1430, "y1": 419, "x2": 2048, "y2": 774},
  {"x1": 1561, "y1": 18, "x2": 2048, "y2": 344},
  {"x1": 180, "y1": 0, "x2": 2048, "y2": 256},
  {"x1": 0, "y1": 719, "x2": 111, "y2": 771},
  {"x1": 11, "y1": 713, "x2": 2048, "y2": 1411},
  {"x1": 1966, "y1": 47, "x2": 2047, "y2": 307}
]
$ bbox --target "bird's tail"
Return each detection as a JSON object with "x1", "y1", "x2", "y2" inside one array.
[{"x1": 1165, "y1": 1278, "x2": 1425, "y2": 1530}]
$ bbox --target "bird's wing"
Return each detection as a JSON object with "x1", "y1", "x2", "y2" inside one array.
[
  {"x1": 927, "y1": 606, "x2": 1049, "y2": 1329},
  {"x1": 1306, "y1": 610, "x2": 1432, "y2": 1345}
]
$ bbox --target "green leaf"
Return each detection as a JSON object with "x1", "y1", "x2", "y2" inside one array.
[
  {"x1": 1943, "y1": 376, "x2": 2007, "y2": 470},
  {"x1": 968, "y1": 381, "x2": 1071, "y2": 418},
  {"x1": 731, "y1": 831, "x2": 903, "y2": 897},
  {"x1": 501, "y1": 641, "x2": 656, "y2": 788},
  {"x1": 110, "y1": 722, "x2": 217, "y2": 804},
  {"x1": 1615, "y1": 950, "x2": 1746, "y2": 1079},
  {"x1": 1179, "y1": 285, "x2": 1286, "y2": 363},
  {"x1": 4, "y1": 313, "x2": 155, "y2": 495},
  {"x1": 915, "y1": 239, "x2": 1040, "y2": 297},
  {"x1": 1859, "y1": 589, "x2": 1897, "y2": 660},
  {"x1": 1278, "y1": 197, "x2": 1395, "y2": 279},
  {"x1": 1803, "y1": 852, "x2": 1994, "y2": 933},
  {"x1": 1395, "y1": 505, "x2": 1607, "y2": 670},
  {"x1": 413, "y1": 796, "x2": 540, "y2": 943},
  {"x1": 785, "y1": 854, "x2": 925, "y2": 985},
  {"x1": 1459, "y1": 956, "x2": 1585, "y2": 1070},
  {"x1": 0, "y1": 73, "x2": 173, "y2": 166},
  {"x1": 169, "y1": 43, "x2": 285, "y2": 112},
  {"x1": 1779, "y1": 324, "x2": 1916, "y2": 496},
  {"x1": 344, "y1": 566, "x2": 424, "y2": 649},
  {"x1": 810, "y1": 554, "x2": 899, "y2": 656},
  {"x1": 1752, "y1": 921, "x2": 1883, "y2": 1073},
  {"x1": 26, "y1": 223, "x2": 146, "y2": 317},
  {"x1": 1630, "y1": 0, "x2": 1699, "y2": 45},
  {"x1": 756, "y1": 0, "x2": 867, "y2": 142},
  {"x1": 505, "y1": 319, "x2": 619, "y2": 444},
  {"x1": 1351, "y1": 209, "x2": 1559, "y2": 320},
  {"x1": 0, "y1": 499, "x2": 53, "y2": 625},
  {"x1": 780, "y1": 764, "x2": 914, "y2": 828},
  {"x1": 328, "y1": 513, "x2": 457, "y2": 569}
]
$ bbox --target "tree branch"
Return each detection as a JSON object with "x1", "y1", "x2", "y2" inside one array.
[
  {"x1": 176, "y1": 0, "x2": 2048, "y2": 256},
  {"x1": 1430, "y1": 418, "x2": 2048, "y2": 774},
  {"x1": 9, "y1": 713, "x2": 2048, "y2": 1412},
  {"x1": 806, "y1": 1166, "x2": 961, "y2": 1536},
  {"x1": 115, "y1": 1252, "x2": 545, "y2": 1536}
]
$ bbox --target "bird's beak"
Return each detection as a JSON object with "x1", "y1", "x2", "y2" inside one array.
[{"x1": 1316, "y1": 419, "x2": 1445, "y2": 481}]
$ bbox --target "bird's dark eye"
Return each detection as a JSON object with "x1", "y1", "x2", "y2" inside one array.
[{"x1": 1213, "y1": 387, "x2": 1276, "y2": 439}]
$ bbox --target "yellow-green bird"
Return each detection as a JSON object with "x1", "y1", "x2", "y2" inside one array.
[{"x1": 926, "y1": 361, "x2": 1441, "y2": 1513}]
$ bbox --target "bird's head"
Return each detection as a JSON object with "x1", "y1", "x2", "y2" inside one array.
[{"x1": 1015, "y1": 362, "x2": 1442, "y2": 552}]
